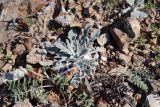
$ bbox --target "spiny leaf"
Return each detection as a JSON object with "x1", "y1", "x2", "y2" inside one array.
[{"x1": 130, "y1": 74, "x2": 148, "y2": 92}]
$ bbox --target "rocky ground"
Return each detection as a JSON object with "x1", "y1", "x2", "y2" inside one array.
[{"x1": 0, "y1": 0, "x2": 160, "y2": 107}]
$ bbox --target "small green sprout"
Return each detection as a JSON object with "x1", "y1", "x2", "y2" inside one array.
[
  {"x1": 0, "y1": 47, "x2": 3, "y2": 54},
  {"x1": 144, "y1": 1, "x2": 157, "y2": 9},
  {"x1": 26, "y1": 64, "x2": 33, "y2": 71},
  {"x1": 22, "y1": 17, "x2": 33, "y2": 28},
  {"x1": 134, "y1": 34, "x2": 146, "y2": 45},
  {"x1": 53, "y1": 74, "x2": 69, "y2": 90},
  {"x1": 155, "y1": 47, "x2": 160, "y2": 61},
  {"x1": 77, "y1": 92, "x2": 95, "y2": 107},
  {"x1": 150, "y1": 23, "x2": 160, "y2": 32}
]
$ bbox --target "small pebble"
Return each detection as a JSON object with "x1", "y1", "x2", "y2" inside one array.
[
  {"x1": 143, "y1": 50, "x2": 150, "y2": 55},
  {"x1": 150, "y1": 62, "x2": 156, "y2": 66}
]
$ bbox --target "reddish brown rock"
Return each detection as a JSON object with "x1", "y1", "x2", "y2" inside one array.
[
  {"x1": 111, "y1": 28, "x2": 130, "y2": 54},
  {"x1": 118, "y1": 52, "x2": 132, "y2": 65},
  {"x1": 127, "y1": 17, "x2": 141, "y2": 41},
  {"x1": 23, "y1": 37, "x2": 34, "y2": 51},
  {"x1": 13, "y1": 44, "x2": 26, "y2": 55},
  {"x1": 111, "y1": 17, "x2": 141, "y2": 54},
  {"x1": 2, "y1": 63, "x2": 12, "y2": 71}
]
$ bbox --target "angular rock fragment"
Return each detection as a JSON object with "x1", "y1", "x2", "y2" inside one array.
[
  {"x1": 26, "y1": 48, "x2": 47, "y2": 64},
  {"x1": 13, "y1": 44, "x2": 26, "y2": 55},
  {"x1": 100, "y1": 55, "x2": 107, "y2": 62},
  {"x1": 111, "y1": 28, "x2": 130, "y2": 54},
  {"x1": 151, "y1": 80, "x2": 160, "y2": 92},
  {"x1": 0, "y1": 32, "x2": 9, "y2": 43},
  {"x1": 23, "y1": 37, "x2": 34, "y2": 51},
  {"x1": 132, "y1": 55, "x2": 145, "y2": 66},
  {"x1": 96, "y1": 47, "x2": 106, "y2": 54},
  {"x1": 97, "y1": 33, "x2": 110, "y2": 46},
  {"x1": 127, "y1": 17, "x2": 141, "y2": 41},
  {"x1": 111, "y1": 17, "x2": 141, "y2": 54},
  {"x1": 118, "y1": 52, "x2": 132, "y2": 65},
  {"x1": 2, "y1": 63, "x2": 12, "y2": 71},
  {"x1": 0, "y1": 1, "x2": 18, "y2": 21},
  {"x1": 146, "y1": 94, "x2": 160, "y2": 107}
]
